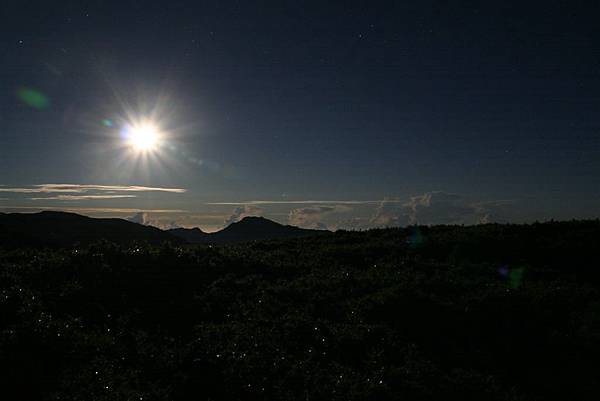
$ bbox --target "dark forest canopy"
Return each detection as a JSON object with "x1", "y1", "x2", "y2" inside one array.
[{"x1": 2, "y1": 221, "x2": 600, "y2": 400}]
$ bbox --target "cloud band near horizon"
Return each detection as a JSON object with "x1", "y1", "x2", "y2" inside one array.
[
  {"x1": 206, "y1": 200, "x2": 405, "y2": 205},
  {"x1": 0, "y1": 184, "x2": 187, "y2": 194}
]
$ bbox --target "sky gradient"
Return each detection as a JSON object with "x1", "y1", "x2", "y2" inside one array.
[{"x1": 1, "y1": 1, "x2": 599, "y2": 231}]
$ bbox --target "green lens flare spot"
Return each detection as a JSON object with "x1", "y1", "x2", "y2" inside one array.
[
  {"x1": 16, "y1": 87, "x2": 50, "y2": 110},
  {"x1": 408, "y1": 226, "x2": 424, "y2": 248},
  {"x1": 509, "y1": 266, "x2": 525, "y2": 289}
]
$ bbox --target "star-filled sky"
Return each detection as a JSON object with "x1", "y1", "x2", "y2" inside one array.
[{"x1": 1, "y1": 1, "x2": 599, "y2": 231}]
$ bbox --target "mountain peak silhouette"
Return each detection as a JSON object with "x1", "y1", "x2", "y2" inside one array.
[
  {"x1": 0, "y1": 211, "x2": 328, "y2": 248},
  {"x1": 168, "y1": 216, "x2": 327, "y2": 244}
]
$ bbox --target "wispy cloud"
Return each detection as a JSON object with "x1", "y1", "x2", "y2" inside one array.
[
  {"x1": 127, "y1": 212, "x2": 149, "y2": 225},
  {"x1": 207, "y1": 200, "x2": 404, "y2": 205},
  {"x1": 0, "y1": 188, "x2": 47, "y2": 193},
  {"x1": 0, "y1": 206, "x2": 186, "y2": 213},
  {"x1": 0, "y1": 184, "x2": 187, "y2": 194},
  {"x1": 224, "y1": 205, "x2": 264, "y2": 226},
  {"x1": 288, "y1": 205, "x2": 352, "y2": 230},
  {"x1": 370, "y1": 192, "x2": 515, "y2": 227},
  {"x1": 28, "y1": 195, "x2": 137, "y2": 201}
]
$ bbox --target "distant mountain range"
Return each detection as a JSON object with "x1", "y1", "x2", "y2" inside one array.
[
  {"x1": 167, "y1": 216, "x2": 326, "y2": 244},
  {"x1": 0, "y1": 211, "x2": 327, "y2": 248},
  {"x1": 0, "y1": 211, "x2": 179, "y2": 248}
]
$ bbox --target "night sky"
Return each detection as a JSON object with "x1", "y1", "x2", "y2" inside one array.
[{"x1": 1, "y1": 1, "x2": 599, "y2": 231}]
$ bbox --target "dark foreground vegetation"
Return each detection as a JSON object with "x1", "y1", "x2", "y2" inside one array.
[{"x1": 2, "y1": 221, "x2": 600, "y2": 400}]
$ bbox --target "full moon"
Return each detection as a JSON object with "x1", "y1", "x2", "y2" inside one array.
[{"x1": 126, "y1": 123, "x2": 160, "y2": 151}]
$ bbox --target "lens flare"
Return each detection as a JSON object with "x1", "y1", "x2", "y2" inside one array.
[{"x1": 16, "y1": 87, "x2": 50, "y2": 110}]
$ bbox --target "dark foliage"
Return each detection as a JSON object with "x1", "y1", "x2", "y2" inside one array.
[{"x1": 1, "y1": 221, "x2": 600, "y2": 400}]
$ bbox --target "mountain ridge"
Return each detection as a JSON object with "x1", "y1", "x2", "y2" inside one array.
[
  {"x1": 0, "y1": 211, "x2": 181, "y2": 247},
  {"x1": 168, "y1": 215, "x2": 328, "y2": 244},
  {"x1": 0, "y1": 211, "x2": 328, "y2": 247}
]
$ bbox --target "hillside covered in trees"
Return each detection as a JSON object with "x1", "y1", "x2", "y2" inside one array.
[{"x1": 2, "y1": 221, "x2": 600, "y2": 400}]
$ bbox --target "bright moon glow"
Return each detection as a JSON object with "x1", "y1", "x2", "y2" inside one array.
[{"x1": 127, "y1": 123, "x2": 160, "y2": 151}]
